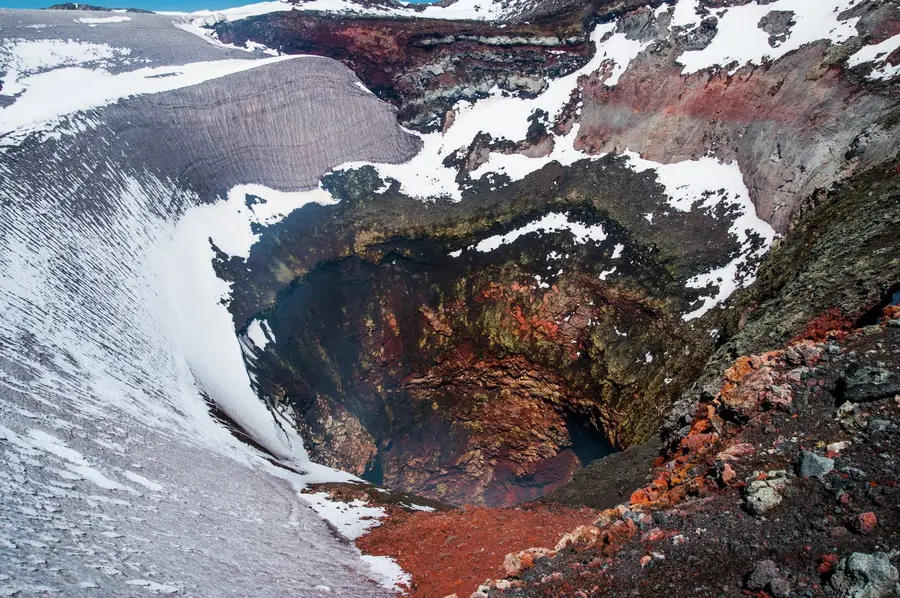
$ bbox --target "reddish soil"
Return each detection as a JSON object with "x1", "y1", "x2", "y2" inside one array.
[{"x1": 356, "y1": 504, "x2": 596, "y2": 598}]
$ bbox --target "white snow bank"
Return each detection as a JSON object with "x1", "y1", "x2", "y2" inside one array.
[
  {"x1": 677, "y1": 0, "x2": 862, "y2": 75},
  {"x1": 669, "y1": 0, "x2": 702, "y2": 29},
  {"x1": 151, "y1": 184, "x2": 334, "y2": 461},
  {"x1": 76, "y1": 16, "x2": 133, "y2": 25},
  {"x1": 847, "y1": 32, "x2": 900, "y2": 80},
  {"x1": 0, "y1": 38, "x2": 129, "y2": 97},
  {"x1": 625, "y1": 151, "x2": 776, "y2": 320},
  {"x1": 472, "y1": 211, "x2": 606, "y2": 253}
]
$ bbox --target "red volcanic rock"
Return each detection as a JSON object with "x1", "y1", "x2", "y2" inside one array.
[
  {"x1": 503, "y1": 547, "x2": 554, "y2": 577},
  {"x1": 719, "y1": 462, "x2": 737, "y2": 486},
  {"x1": 791, "y1": 308, "x2": 856, "y2": 342},
  {"x1": 356, "y1": 504, "x2": 596, "y2": 598},
  {"x1": 575, "y1": 40, "x2": 898, "y2": 234},
  {"x1": 853, "y1": 511, "x2": 878, "y2": 535}
]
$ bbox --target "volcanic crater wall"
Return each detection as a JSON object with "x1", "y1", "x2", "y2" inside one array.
[
  {"x1": 228, "y1": 157, "x2": 755, "y2": 506},
  {"x1": 220, "y1": 0, "x2": 900, "y2": 507}
]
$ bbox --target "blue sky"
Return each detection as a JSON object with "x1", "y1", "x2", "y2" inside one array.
[{"x1": 1, "y1": 0, "x2": 438, "y2": 10}]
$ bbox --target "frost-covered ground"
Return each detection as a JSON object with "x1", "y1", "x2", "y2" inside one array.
[{"x1": 0, "y1": 8, "x2": 418, "y2": 595}]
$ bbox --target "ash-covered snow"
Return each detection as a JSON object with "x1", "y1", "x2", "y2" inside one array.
[{"x1": 0, "y1": 9, "x2": 418, "y2": 596}]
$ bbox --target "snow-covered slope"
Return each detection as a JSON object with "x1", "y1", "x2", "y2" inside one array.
[
  {"x1": 166, "y1": 0, "x2": 554, "y2": 27},
  {"x1": 0, "y1": 9, "x2": 418, "y2": 595}
]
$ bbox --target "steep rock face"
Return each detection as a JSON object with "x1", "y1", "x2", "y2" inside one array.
[
  {"x1": 214, "y1": 0, "x2": 664, "y2": 131},
  {"x1": 575, "y1": 2, "x2": 900, "y2": 232},
  {"x1": 664, "y1": 162, "x2": 900, "y2": 445},
  {"x1": 213, "y1": 0, "x2": 899, "y2": 505},
  {"x1": 215, "y1": 12, "x2": 593, "y2": 131},
  {"x1": 225, "y1": 156, "x2": 748, "y2": 506}
]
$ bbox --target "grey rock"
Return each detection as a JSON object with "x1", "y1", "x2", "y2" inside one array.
[
  {"x1": 676, "y1": 16, "x2": 718, "y2": 51},
  {"x1": 830, "y1": 552, "x2": 899, "y2": 598},
  {"x1": 868, "y1": 419, "x2": 891, "y2": 433},
  {"x1": 841, "y1": 366, "x2": 900, "y2": 403},
  {"x1": 887, "y1": 319, "x2": 900, "y2": 328},
  {"x1": 797, "y1": 450, "x2": 834, "y2": 478},
  {"x1": 769, "y1": 577, "x2": 791, "y2": 598},
  {"x1": 744, "y1": 472, "x2": 789, "y2": 515},
  {"x1": 758, "y1": 10, "x2": 795, "y2": 47},
  {"x1": 746, "y1": 559, "x2": 779, "y2": 591}
]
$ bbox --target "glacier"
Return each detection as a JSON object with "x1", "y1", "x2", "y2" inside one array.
[{"x1": 0, "y1": 8, "x2": 418, "y2": 595}]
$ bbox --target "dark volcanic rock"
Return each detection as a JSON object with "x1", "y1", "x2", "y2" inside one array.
[
  {"x1": 745, "y1": 559, "x2": 779, "y2": 591},
  {"x1": 840, "y1": 365, "x2": 900, "y2": 403}
]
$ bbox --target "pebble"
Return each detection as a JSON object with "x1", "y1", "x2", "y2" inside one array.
[
  {"x1": 868, "y1": 419, "x2": 891, "y2": 433},
  {"x1": 853, "y1": 512, "x2": 878, "y2": 535},
  {"x1": 746, "y1": 560, "x2": 779, "y2": 591}
]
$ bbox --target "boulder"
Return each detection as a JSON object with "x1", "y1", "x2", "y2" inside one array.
[
  {"x1": 840, "y1": 366, "x2": 900, "y2": 403},
  {"x1": 797, "y1": 450, "x2": 834, "y2": 478},
  {"x1": 830, "y1": 552, "x2": 899, "y2": 598}
]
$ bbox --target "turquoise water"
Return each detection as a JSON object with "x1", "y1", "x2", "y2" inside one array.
[{"x1": 1, "y1": 0, "x2": 439, "y2": 12}]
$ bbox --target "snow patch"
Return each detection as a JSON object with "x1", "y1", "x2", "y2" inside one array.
[
  {"x1": 361, "y1": 554, "x2": 412, "y2": 593},
  {"x1": 123, "y1": 470, "x2": 166, "y2": 493},
  {"x1": 677, "y1": 0, "x2": 863, "y2": 75},
  {"x1": 299, "y1": 491, "x2": 387, "y2": 541},
  {"x1": 847, "y1": 32, "x2": 900, "y2": 80},
  {"x1": 624, "y1": 151, "x2": 776, "y2": 320},
  {"x1": 75, "y1": 16, "x2": 132, "y2": 25},
  {"x1": 472, "y1": 212, "x2": 606, "y2": 253},
  {"x1": 246, "y1": 319, "x2": 271, "y2": 350}
]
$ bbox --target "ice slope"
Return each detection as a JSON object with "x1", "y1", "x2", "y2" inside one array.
[{"x1": 0, "y1": 9, "x2": 418, "y2": 595}]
